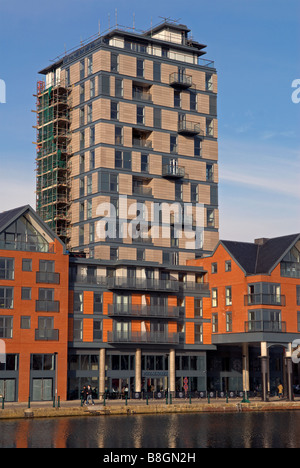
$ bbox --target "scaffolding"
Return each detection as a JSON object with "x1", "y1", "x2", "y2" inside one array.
[{"x1": 35, "y1": 79, "x2": 72, "y2": 245}]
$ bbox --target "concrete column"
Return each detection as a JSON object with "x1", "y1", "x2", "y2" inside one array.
[
  {"x1": 260, "y1": 341, "x2": 269, "y2": 402},
  {"x1": 99, "y1": 348, "x2": 106, "y2": 399},
  {"x1": 169, "y1": 349, "x2": 176, "y2": 395},
  {"x1": 242, "y1": 343, "x2": 250, "y2": 392},
  {"x1": 285, "y1": 344, "x2": 294, "y2": 402},
  {"x1": 135, "y1": 348, "x2": 142, "y2": 393}
]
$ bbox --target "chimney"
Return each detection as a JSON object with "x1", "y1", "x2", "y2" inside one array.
[{"x1": 254, "y1": 238, "x2": 269, "y2": 245}]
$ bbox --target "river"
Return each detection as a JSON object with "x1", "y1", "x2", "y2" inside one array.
[{"x1": 0, "y1": 411, "x2": 299, "y2": 448}]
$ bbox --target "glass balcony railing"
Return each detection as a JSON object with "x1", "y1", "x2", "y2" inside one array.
[
  {"x1": 169, "y1": 72, "x2": 193, "y2": 88},
  {"x1": 244, "y1": 294, "x2": 286, "y2": 306},
  {"x1": 35, "y1": 329, "x2": 59, "y2": 341},
  {"x1": 107, "y1": 331, "x2": 179, "y2": 344},
  {"x1": 245, "y1": 321, "x2": 286, "y2": 333},
  {"x1": 162, "y1": 164, "x2": 185, "y2": 178},
  {"x1": 178, "y1": 120, "x2": 202, "y2": 135},
  {"x1": 35, "y1": 300, "x2": 60, "y2": 313},
  {"x1": 36, "y1": 271, "x2": 60, "y2": 284},
  {"x1": 107, "y1": 277, "x2": 179, "y2": 292},
  {"x1": 108, "y1": 304, "x2": 180, "y2": 318}
]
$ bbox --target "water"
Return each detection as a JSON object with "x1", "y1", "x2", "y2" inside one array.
[{"x1": 0, "y1": 411, "x2": 300, "y2": 448}]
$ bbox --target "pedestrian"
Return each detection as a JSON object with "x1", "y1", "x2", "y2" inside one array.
[
  {"x1": 278, "y1": 383, "x2": 283, "y2": 399},
  {"x1": 81, "y1": 385, "x2": 87, "y2": 405},
  {"x1": 86, "y1": 385, "x2": 95, "y2": 405}
]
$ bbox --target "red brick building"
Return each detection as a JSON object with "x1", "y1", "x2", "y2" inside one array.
[
  {"x1": 188, "y1": 234, "x2": 300, "y2": 400},
  {"x1": 0, "y1": 206, "x2": 69, "y2": 402}
]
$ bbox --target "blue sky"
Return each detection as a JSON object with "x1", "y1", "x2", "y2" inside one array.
[{"x1": 0, "y1": 0, "x2": 299, "y2": 242}]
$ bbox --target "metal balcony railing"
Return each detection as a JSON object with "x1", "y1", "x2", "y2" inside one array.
[
  {"x1": 178, "y1": 120, "x2": 202, "y2": 135},
  {"x1": 107, "y1": 277, "x2": 180, "y2": 292},
  {"x1": 245, "y1": 321, "x2": 286, "y2": 333},
  {"x1": 244, "y1": 294, "x2": 286, "y2": 306},
  {"x1": 108, "y1": 304, "x2": 180, "y2": 318},
  {"x1": 36, "y1": 271, "x2": 60, "y2": 285},
  {"x1": 35, "y1": 300, "x2": 60, "y2": 313},
  {"x1": 107, "y1": 331, "x2": 179, "y2": 344},
  {"x1": 132, "y1": 186, "x2": 153, "y2": 197},
  {"x1": 162, "y1": 164, "x2": 185, "y2": 178},
  {"x1": 169, "y1": 72, "x2": 193, "y2": 88},
  {"x1": 74, "y1": 274, "x2": 107, "y2": 286},
  {"x1": 180, "y1": 282, "x2": 210, "y2": 295},
  {"x1": 35, "y1": 329, "x2": 59, "y2": 341}
]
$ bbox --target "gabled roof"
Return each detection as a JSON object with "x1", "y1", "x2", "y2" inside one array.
[
  {"x1": 0, "y1": 205, "x2": 66, "y2": 251},
  {"x1": 220, "y1": 233, "x2": 300, "y2": 275}
]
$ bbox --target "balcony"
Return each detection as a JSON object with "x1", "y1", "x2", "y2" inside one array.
[
  {"x1": 245, "y1": 321, "x2": 286, "y2": 333},
  {"x1": 35, "y1": 329, "x2": 59, "y2": 341},
  {"x1": 132, "y1": 89, "x2": 152, "y2": 102},
  {"x1": 36, "y1": 271, "x2": 60, "y2": 284},
  {"x1": 180, "y1": 282, "x2": 210, "y2": 295},
  {"x1": 108, "y1": 304, "x2": 180, "y2": 318},
  {"x1": 107, "y1": 277, "x2": 180, "y2": 292},
  {"x1": 107, "y1": 331, "x2": 179, "y2": 344},
  {"x1": 162, "y1": 164, "x2": 185, "y2": 178},
  {"x1": 169, "y1": 72, "x2": 193, "y2": 89},
  {"x1": 35, "y1": 300, "x2": 60, "y2": 312},
  {"x1": 132, "y1": 186, "x2": 153, "y2": 197},
  {"x1": 74, "y1": 274, "x2": 107, "y2": 286},
  {"x1": 244, "y1": 294, "x2": 286, "y2": 306},
  {"x1": 178, "y1": 120, "x2": 202, "y2": 136},
  {"x1": 132, "y1": 138, "x2": 152, "y2": 149}
]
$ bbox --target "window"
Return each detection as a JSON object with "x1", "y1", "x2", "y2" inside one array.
[
  {"x1": 22, "y1": 259, "x2": 32, "y2": 272},
  {"x1": 194, "y1": 137, "x2": 201, "y2": 157},
  {"x1": 79, "y1": 107, "x2": 85, "y2": 126},
  {"x1": 153, "y1": 108, "x2": 161, "y2": 128},
  {"x1": 74, "y1": 319, "x2": 83, "y2": 341},
  {"x1": 87, "y1": 199, "x2": 92, "y2": 219},
  {"x1": 137, "y1": 59, "x2": 144, "y2": 78},
  {"x1": 174, "y1": 90, "x2": 181, "y2": 108},
  {"x1": 21, "y1": 316, "x2": 31, "y2": 329},
  {"x1": 298, "y1": 312, "x2": 300, "y2": 332},
  {"x1": 225, "y1": 260, "x2": 231, "y2": 272},
  {"x1": 137, "y1": 106, "x2": 144, "y2": 125},
  {"x1": 79, "y1": 154, "x2": 85, "y2": 173},
  {"x1": 90, "y1": 150, "x2": 95, "y2": 170},
  {"x1": 0, "y1": 317, "x2": 13, "y2": 338},
  {"x1": 195, "y1": 324, "x2": 203, "y2": 343},
  {"x1": 90, "y1": 126, "x2": 95, "y2": 146},
  {"x1": 110, "y1": 247, "x2": 118, "y2": 261},
  {"x1": 175, "y1": 181, "x2": 183, "y2": 201},
  {"x1": 0, "y1": 287, "x2": 14, "y2": 309},
  {"x1": 99, "y1": 74, "x2": 110, "y2": 95},
  {"x1": 206, "y1": 73, "x2": 213, "y2": 91},
  {"x1": 111, "y1": 101, "x2": 119, "y2": 120},
  {"x1": 87, "y1": 175, "x2": 92, "y2": 195},
  {"x1": 212, "y1": 288, "x2": 218, "y2": 307},
  {"x1": 141, "y1": 154, "x2": 149, "y2": 173},
  {"x1": 79, "y1": 178, "x2": 85, "y2": 197},
  {"x1": 0, "y1": 258, "x2": 14, "y2": 280},
  {"x1": 190, "y1": 91, "x2": 197, "y2": 111},
  {"x1": 89, "y1": 223, "x2": 94, "y2": 243},
  {"x1": 225, "y1": 286, "x2": 232, "y2": 306},
  {"x1": 115, "y1": 78, "x2": 123, "y2": 98},
  {"x1": 111, "y1": 53, "x2": 119, "y2": 72},
  {"x1": 80, "y1": 131, "x2": 85, "y2": 150},
  {"x1": 79, "y1": 202, "x2": 84, "y2": 222},
  {"x1": 79, "y1": 83, "x2": 84, "y2": 103},
  {"x1": 74, "y1": 292, "x2": 83, "y2": 313},
  {"x1": 39, "y1": 260, "x2": 54, "y2": 273},
  {"x1": 153, "y1": 62, "x2": 161, "y2": 81},
  {"x1": 206, "y1": 118, "x2": 214, "y2": 137},
  {"x1": 93, "y1": 321, "x2": 103, "y2": 341},
  {"x1": 194, "y1": 299, "x2": 203, "y2": 318},
  {"x1": 226, "y1": 312, "x2": 232, "y2": 332},
  {"x1": 115, "y1": 150, "x2": 131, "y2": 170},
  {"x1": 191, "y1": 184, "x2": 198, "y2": 203},
  {"x1": 206, "y1": 164, "x2": 214, "y2": 181},
  {"x1": 79, "y1": 225, "x2": 84, "y2": 245},
  {"x1": 87, "y1": 103, "x2": 92, "y2": 123},
  {"x1": 211, "y1": 263, "x2": 217, "y2": 274},
  {"x1": 98, "y1": 172, "x2": 118, "y2": 193},
  {"x1": 87, "y1": 55, "x2": 93, "y2": 75},
  {"x1": 94, "y1": 293, "x2": 102, "y2": 313},
  {"x1": 80, "y1": 60, "x2": 85, "y2": 80},
  {"x1": 65, "y1": 67, "x2": 70, "y2": 86},
  {"x1": 207, "y1": 209, "x2": 215, "y2": 227},
  {"x1": 137, "y1": 248, "x2": 145, "y2": 262},
  {"x1": 170, "y1": 134, "x2": 177, "y2": 153},
  {"x1": 115, "y1": 126, "x2": 123, "y2": 145},
  {"x1": 38, "y1": 288, "x2": 54, "y2": 302},
  {"x1": 21, "y1": 287, "x2": 31, "y2": 300},
  {"x1": 90, "y1": 78, "x2": 95, "y2": 98},
  {"x1": 212, "y1": 314, "x2": 218, "y2": 333}
]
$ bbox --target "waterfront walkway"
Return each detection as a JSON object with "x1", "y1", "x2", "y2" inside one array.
[{"x1": 1, "y1": 395, "x2": 300, "y2": 420}]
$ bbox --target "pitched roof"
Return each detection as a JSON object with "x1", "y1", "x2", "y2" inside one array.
[
  {"x1": 0, "y1": 205, "x2": 30, "y2": 233},
  {"x1": 221, "y1": 233, "x2": 300, "y2": 275}
]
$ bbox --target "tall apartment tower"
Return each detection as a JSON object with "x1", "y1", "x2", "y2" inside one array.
[
  {"x1": 36, "y1": 20, "x2": 219, "y2": 397},
  {"x1": 36, "y1": 20, "x2": 218, "y2": 264}
]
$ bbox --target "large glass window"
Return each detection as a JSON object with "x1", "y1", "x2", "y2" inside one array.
[
  {"x1": 0, "y1": 287, "x2": 14, "y2": 309},
  {"x1": 0, "y1": 258, "x2": 14, "y2": 280}
]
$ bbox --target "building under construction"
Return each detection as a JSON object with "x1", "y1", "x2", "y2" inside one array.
[{"x1": 35, "y1": 76, "x2": 72, "y2": 245}]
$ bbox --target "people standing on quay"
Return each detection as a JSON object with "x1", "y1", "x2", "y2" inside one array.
[
  {"x1": 81, "y1": 385, "x2": 87, "y2": 405},
  {"x1": 277, "y1": 383, "x2": 283, "y2": 399},
  {"x1": 86, "y1": 385, "x2": 95, "y2": 405}
]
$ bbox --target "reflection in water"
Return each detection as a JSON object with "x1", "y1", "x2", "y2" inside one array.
[{"x1": 0, "y1": 412, "x2": 300, "y2": 448}]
